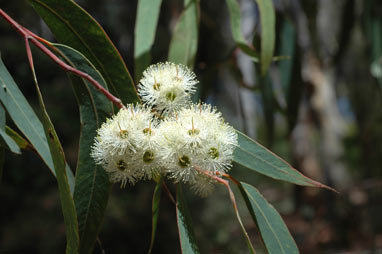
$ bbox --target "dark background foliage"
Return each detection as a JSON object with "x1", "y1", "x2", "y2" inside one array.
[{"x1": 1, "y1": 0, "x2": 382, "y2": 253}]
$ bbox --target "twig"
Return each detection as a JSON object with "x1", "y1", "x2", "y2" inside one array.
[
  {"x1": 162, "y1": 181, "x2": 176, "y2": 205},
  {"x1": 0, "y1": 9, "x2": 124, "y2": 109}
]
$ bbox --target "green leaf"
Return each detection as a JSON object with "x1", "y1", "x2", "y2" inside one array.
[
  {"x1": 0, "y1": 57, "x2": 75, "y2": 190},
  {"x1": 29, "y1": 0, "x2": 140, "y2": 104},
  {"x1": 225, "y1": 0, "x2": 259, "y2": 59},
  {"x1": 52, "y1": 43, "x2": 113, "y2": 254},
  {"x1": 239, "y1": 182, "x2": 299, "y2": 254},
  {"x1": 0, "y1": 104, "x2": 20, "y2": 154},
  {"x1": 148, "y1": 178, "x2": 163, "y2": 254},
  {"x1": 254, "y1": 0, "x2": 276, "y2": 76},
  {"x1": 32, "y1": 56, "x2": 80, "y2": 254},
  {"x1": 176, "y1": 184, "x2": 200, "y2": 254},
  {"x1": 134, "y1": 0, "x2": 163, "y2": 81},
  {"x1": 234, "y1": 130, "x2": 335, "y2": 190},
  {"x1": 168, "y1": 0, "x2": 200, "y2": 67}
]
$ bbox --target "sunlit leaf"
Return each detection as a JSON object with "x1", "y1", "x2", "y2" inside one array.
[
  {"x1": 148, "y1": 178, "x2": 163, "y2": 254},
  {"x1": 176, "y1": 184, "x2": 200, "y2": 254},
  {"x1": 239, "y1": 182, "x2": 299, "y2": 254},
  {"x1": 168, "y1": 0, "x2": 200, "y2": 67},
  {"x1": 0, "y1": 56, "x2": 75, "y2": 190},
  {"x1": 134, "y1": 0, "x2": 163, "y2": 81},
  {"x1": 29, "y1": 0, "x2": 140, "y2": 104},
  {"x1": 234, "y1": 130, "x2": 335, "y2": 191},
  {"x1": 53, "y1": 43, "x2": 113, "y2": 254}
]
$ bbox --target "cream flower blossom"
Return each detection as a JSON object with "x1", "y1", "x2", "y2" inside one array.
[
  {"x1": 157, "y1": 103, "x2": 238, "y2": 193},
  {"x1": 137, "y1": 62, "x2": 198, "y2": 114},
  {"x1": 91, "y1": 63, "x2": 238, "y2": 197},
  {"x1": 91, "y1": 104, "x2": 162, "y2": 185}
]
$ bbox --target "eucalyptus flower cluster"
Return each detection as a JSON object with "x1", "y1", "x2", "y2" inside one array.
[{"x1": 91, "y1": 62, "x2": 237, "y2": 196}]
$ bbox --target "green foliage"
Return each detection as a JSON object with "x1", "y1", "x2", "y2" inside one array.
[
  {"x1": 53, "y1": 44, "x2": 113, "y2": 254},
  {"x1": 168, "y1": 0, "x2": 200, "y2": 67},
  {"x1": 29, "y1": 0, "x2": 139, "y2": 105},
  {"x1": 176, "y1": 184, "x2": 200, "y2": 254},
  {"x1": 255, "y1": 0, "x2": 276, "y2": 76},
  {"x1": 0, "y1": 105, "x2": 20, "y2": 154},
  {"x1": 148, "y1": 178, "x2": 163, "y2": 254},
  {"x1": 234, "y1": 130, "x2": 332, "y2": 189},
  {"x1": 0, "y1": 57, "x2": 75, "y2": 191},
  {"x1": 134, "y1": 0, "x2": 163, "y2": 81},
  {"x1": 239, "y1": 183, "x2": 299, "y2": 254},
  {"x1": 33, "y1": 58, "x2": 80, "y2": 254},
  {"x1": 0, "y1": 0, "x2": 335, "y2": 252}
]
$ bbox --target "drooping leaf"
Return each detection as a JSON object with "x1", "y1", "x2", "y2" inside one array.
[
  {"x1": 134, "y1": 0, "x2": 163, "y2": 81},
  {"x1": 52, "y1": 43, "x2": 112, "y2": 254},
  {"x1": 0, "y1": 57, "x2": 75, "y2": 190},
  {"x1": 239, "y1": 182, "x2": 299, "y2": 254},
  {"x1": 176, "y1": 184, "x2": 200, "y2": 254},
  {"x1": 29, "y1": 0, "x2": 140, "y2": 104},
  {"x1": 225, "y1": 0, "x2": 259, "y2": 59},
  {"x1": 168, "y1": 0, "x2": 200, "y2": 67},
  {"x1": 148, "y1": 178, "x2": 163, "y2": 254},
  {"x1": 30, "y1": 55, "x2": 80, "y2": 254},
  {"x1": 234, "y1": 130, "x2": 335, "y2": 191},
  {"x1": 254, "y1": 0, "x2": 276, "y2": 76}
]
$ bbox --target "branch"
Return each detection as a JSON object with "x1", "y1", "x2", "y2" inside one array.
[{"x1": 0, "y1": 8, "x2": 124, "y2": 109}]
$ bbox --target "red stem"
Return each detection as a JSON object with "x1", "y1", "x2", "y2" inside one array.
[{"x1": 0, "y1": 8, "x2": 124, "y2": 109}]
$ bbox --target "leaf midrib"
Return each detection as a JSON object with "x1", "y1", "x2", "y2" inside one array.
[{"x1": 245, "y1": 188, "x2": 286, "y2": 253}]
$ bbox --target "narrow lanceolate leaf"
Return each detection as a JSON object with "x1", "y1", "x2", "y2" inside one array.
[
  {"x1": 168, "y1": 0, "x2": 200, "y2": 67},
  {"x1": 0, "y1": 104, "x2": 20, "y2": 154},
  {"x1": 53, "y1": 44, "x2": 113, "y2": 254},
  {"x1": 239, "y1": 182, "x2": 299, "y2": 254},
  {"x1": 134, "y1": 0, "x2": 163, "y2": 81},
  {"x1": 225, "y1": 0, "x2": 258, "y2": 59},
  {"x1": 176, "y1": 184, "x2": 200, "y2": 254},
  {"x1": 254, "y1": 0, "x2": 276, "y2": 76},
  {"x1": 29, "y1": 0, "x2": 140, "y2": 104},
  {"x1": 32, "y1": 61, "x2": 79, "y2": 254},
  {"x1": 148, "y1": 178, "x2": 163, "y2": 254},
  {"x1": 234, "y1": 130, "x2": 335, "y2": 191},
  {"x1": 0, "y1": 57, "x2": 75, "y2": 190}
]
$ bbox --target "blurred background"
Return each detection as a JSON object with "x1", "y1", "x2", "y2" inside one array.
[{"x1": 1, "y1": 0, "x2": 382, "y2": 253}]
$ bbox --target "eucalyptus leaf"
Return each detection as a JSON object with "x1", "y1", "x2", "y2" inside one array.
[
  {"x1": 0, "y1": 57, "x2": 75, "y2": 190},
  {"x1": 148, "y1": 178, "x2": 163, "y2": 254},
  {"x1": 239, "y1": 182, "x2": 299, "y2": 254},
  {"x1": 29, "y1": 0, "x2": 140, "y2": 105},
  {"x1": 30, "y1": 53, "x2": 80, "y2": 254},
  {"x1": 52, "y1": 43, "x2": 113, "y2": 254},
  {"x1": 135, "y1": 0, "x2": 163, "y2": 81},
  {"x1": 168, "y1": 0, "x2": 200, "y2": 67},
  {"x1": 176, "y1": 184, "x2": 200, "y2": 254},
  {"x1": 225, "y1": 0, "x2": 259, "y2": 59},
  {"x1": 234, "y1": 130, "x2": 335, "y2": 190},
  {"x1": 254, "y1": 0, "x2": 276, "y2": 76}
]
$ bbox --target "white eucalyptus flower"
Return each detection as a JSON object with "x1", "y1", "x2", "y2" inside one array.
[
  {"x1": 157, "y1": 103, "x2": 238, "y2": 191},
  {"x1": 138, "y1": 62, "x2": 198, "y2": 114}
]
